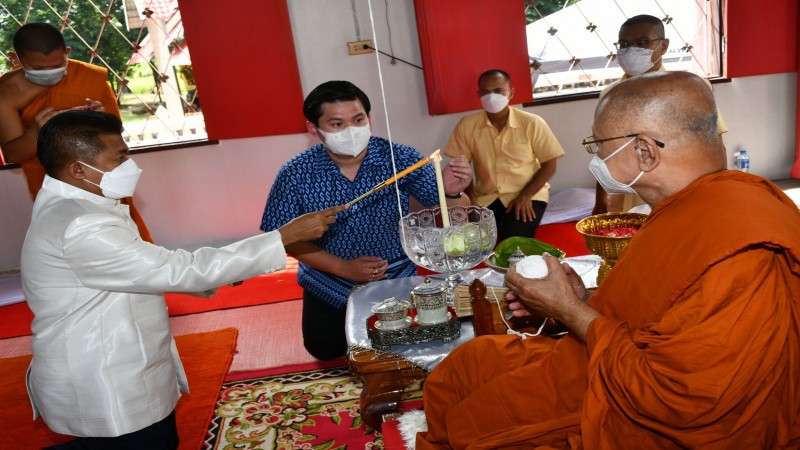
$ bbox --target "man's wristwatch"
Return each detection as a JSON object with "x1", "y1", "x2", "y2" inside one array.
[{"x1": 445, "y1": 192, "x2": 463, "y2": 199}]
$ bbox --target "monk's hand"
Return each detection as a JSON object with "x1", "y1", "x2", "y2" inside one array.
[
  {"x1": 32, "y1": 107, "x2": 59, "y2": 131},
  {"x1": 84, "y1": 98, "x2": 105, "y2": 112},
  {"x1": 343, "y1": 256, "x2": 388, "y2": 283},
  {"x1": 505, "y1": 254, "x2": 600, "y2": 340},
  {"x1": 505, "y1": 194, "x2": 536, "y2": 223},
  {"x1": 562, "y1": 261, "x2": 589, "y2": 303},
  {"x1": 504, "y1": 254, "x2": 582, "y2": 322},
  {"x1": 443, "y1": 156, "x2": 472, "y2": 195},
  {"x1": 506, "y1": 291, "x2": 533, "y2": 317},
  {"x1": 278, "y1": 205, "x2": 345, "y2": 246}
]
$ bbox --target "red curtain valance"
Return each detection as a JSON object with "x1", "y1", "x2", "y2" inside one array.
[
  {"x1": 179, "y1": 0, "x2": 305, "y2": 140},
  {"x1": 726, "y1": 0, "x2": 797, "y2": 78},
  {"x1": 413, "y1": 0, "x2": 533, "y2": 116}
]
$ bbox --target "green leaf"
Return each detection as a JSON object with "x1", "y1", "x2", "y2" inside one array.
[{"x1": 493, "y1": 237, "x2": 565, "y2": 268}]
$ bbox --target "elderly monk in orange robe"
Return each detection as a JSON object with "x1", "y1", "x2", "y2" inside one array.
[
  {"x1": 416, "y1": 71, "x2": 800, "y2": 449},
  {"x1": 0, "y1": 23, "x2": 152, "y2": 242}
]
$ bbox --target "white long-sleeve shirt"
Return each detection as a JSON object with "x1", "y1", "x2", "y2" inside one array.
[{"x1": 21, "y1": 176, "x2": 286, "y2": 437}]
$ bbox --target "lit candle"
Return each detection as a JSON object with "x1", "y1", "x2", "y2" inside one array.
[{"x1": 431, "y1": 149, "x2": 450, "y2": 227}]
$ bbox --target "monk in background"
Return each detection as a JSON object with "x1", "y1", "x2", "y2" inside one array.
[
  {"x1": 0, "y1": 22, "x2": 152, "y2": 242},
  {"x1": 417, "y1": 72, "x2": 800, "y2": 449}
]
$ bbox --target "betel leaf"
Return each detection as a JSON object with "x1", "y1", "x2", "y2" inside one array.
[{"x1": 493, "y1": 237, "x2": 565, "y2": 268}]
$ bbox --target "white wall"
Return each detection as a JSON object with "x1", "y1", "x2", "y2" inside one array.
[{"x1": 0, "y1": 0, "x2": 796, "y2": 271}]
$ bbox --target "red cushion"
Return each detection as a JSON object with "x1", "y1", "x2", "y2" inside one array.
[{"x1": 381, "y1": 419, "x2": 408, "y2": 450}]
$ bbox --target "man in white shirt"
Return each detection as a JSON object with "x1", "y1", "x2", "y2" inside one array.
[{"x1": 22, "y1": 110, "x2": 342, "y2": 449}]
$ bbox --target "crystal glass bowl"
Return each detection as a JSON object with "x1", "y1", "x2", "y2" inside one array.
[{"x1": 400, "y1": 206, "x2": 497, "y2": 302}]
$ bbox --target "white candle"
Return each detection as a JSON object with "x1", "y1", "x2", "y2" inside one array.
[{"x1": 431, "y1": 149, "x2": 450, "y2": 227}]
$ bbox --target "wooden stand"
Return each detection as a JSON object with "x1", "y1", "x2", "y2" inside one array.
[
  {"x1": 469, "y1": 279, "x2": 568, "y2": 337},
  {"x1": 348, "y1": 346, "x2": 428, "y2": 430}
]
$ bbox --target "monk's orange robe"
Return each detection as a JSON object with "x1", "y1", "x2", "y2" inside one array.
[
  {"x1": 17, "y1": 59, "x2": 153, "y2": 243},
  {"x1": 418, "y1": 171, "x2": 800, "y2": 449}
]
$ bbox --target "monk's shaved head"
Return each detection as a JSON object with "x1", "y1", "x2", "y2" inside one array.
[
  {"x1": 593, "y1": 71, "x2": 727, "y2": 203},
  {"x1": 597, "y1": 71, "x2": 719, "y2": 149},
  {"x1": 13, "y1": 23, "x2": 66, "y2": 57}
]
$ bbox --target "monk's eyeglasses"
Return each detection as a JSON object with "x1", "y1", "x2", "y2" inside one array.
[{"x1": 582, "y1": 134, "x2": 665, "y2": 154}]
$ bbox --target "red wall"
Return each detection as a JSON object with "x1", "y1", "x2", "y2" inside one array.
[
  {"x1": 180, "y1": 0, "x2": 306, "y2": 140},
  {"x1": 414, "y1": 0, "x2": 533, "y2": 116},
  {"x1": 727, "y1": 0, "x2": 798, "y2": 78}
]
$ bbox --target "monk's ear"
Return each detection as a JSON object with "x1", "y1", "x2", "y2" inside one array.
[
  {"x1": 9, "y1": 52, "x2": 20, "y2": 66},
  {"x1": 635, "y1": 135, "x2": 660, "y2": 172}
]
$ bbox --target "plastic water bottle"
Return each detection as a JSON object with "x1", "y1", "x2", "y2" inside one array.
[{"x1": 735, "y1": 150, "x2": 750, "y2": 173}]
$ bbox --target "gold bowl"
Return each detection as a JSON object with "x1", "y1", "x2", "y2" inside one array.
[{"x1": 576, "y1": 213, "x2": 647, "y2": 284}]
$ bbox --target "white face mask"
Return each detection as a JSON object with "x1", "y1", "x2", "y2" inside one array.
[
  {"x1": 23, "y1": 65, "x2": 67, "y2": 86},
  {"x1": 79, "y1": 159, "x2": 143, "y2": 199},
  {"x1": 616, "y1": 46, "x2": 658, "y2": 77},
  {"x1": 588, "y1": 137, "x2": 644, "y2": 195},
  {"x1": 480, "y1": 93, "x2": 510, "y2": 114},
  {"x1": 318, "y1": 124, "x2": 371, "y2": 157}
]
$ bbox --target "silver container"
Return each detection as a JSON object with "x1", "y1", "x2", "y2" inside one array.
[{"x1": 411, "y1": 277, "x2": 449, "y2": 325}]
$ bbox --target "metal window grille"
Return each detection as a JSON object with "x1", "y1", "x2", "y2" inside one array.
[{"x1": 526, "y1": 0, "x2": 723, "y2": 98}]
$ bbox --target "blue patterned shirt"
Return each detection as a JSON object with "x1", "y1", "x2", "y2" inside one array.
[{"x1": 260, "y1": 136, "x2": 440, "y2": 310}]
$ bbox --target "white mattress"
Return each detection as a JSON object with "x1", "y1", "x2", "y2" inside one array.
[
  {"x1": 0, "y1": 274, "x2": 24, "y2": 307},
  {"x1": 540, "y1": 188, "x2": 595, "y2": 225}
]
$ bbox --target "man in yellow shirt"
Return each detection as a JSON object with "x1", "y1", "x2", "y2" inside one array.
[
  {"x1": 444, "y1": 69, "x2": 565, "y2": 242},
  {"x1": 593, "y1": 14, "x2": 728, "y2": 214}
]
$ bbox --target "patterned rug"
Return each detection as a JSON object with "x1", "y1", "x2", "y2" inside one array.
[{"x1": 204, "y1": 365, "x2": 423, "y2": 449}]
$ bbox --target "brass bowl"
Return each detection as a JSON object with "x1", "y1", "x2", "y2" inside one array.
[{"x1": 576, "y1": 213, "x2": 647, "y2": 284}]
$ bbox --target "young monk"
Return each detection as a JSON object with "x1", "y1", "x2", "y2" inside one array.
[
  {"x1": 0, "y1": 22, "x2": 153, "y2": 242},
  {"x1": 416, "y1": 71, "x2": 800, "y2": 449}
]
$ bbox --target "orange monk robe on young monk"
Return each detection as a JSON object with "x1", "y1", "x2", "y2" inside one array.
[
  {"x1": 13, "y1": 59, "x2": 154, "y2": 243},
  {"x1": 416, "y1": 72, "x2": 800, "y2": 449}
]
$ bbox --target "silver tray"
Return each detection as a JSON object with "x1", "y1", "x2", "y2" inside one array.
[{"x1": 367, "y1": 307, "x2": 461, "y2": 350}]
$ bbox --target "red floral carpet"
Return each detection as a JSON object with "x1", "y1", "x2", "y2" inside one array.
[{"x1": 204, "y1": 365, "x2": 423, "y2": 449}]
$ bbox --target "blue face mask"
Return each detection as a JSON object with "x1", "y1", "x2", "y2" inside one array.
[{"x1": 588, "y1": 137, "x2": 644, "y2": 195}]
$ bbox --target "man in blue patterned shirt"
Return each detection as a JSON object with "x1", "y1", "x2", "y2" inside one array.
[{"x1": 260, "y1": 81, "x2": 471, "y2": 360}]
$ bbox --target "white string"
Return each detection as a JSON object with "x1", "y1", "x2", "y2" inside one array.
[
  {"x1": 490, "y1": 258, "x2": 600, "y2": 339},
  {"x1": 490, "y1": 287, "x2": 547, "y2": 340},
  {"x1": 366, "y1": 0, "x2": 403, "y2": 218}
]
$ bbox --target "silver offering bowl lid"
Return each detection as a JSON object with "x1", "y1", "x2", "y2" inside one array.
[{"x1": 412, "y1": 277, "x2": 446, "y2": 295}]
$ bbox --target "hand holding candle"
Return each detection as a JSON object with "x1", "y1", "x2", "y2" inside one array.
[{"x1": 431, "y1": 149, "x2": 451, "y2": 227}]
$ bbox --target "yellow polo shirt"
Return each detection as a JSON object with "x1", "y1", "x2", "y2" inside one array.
[{"x1": 444, "y1": 107, "x2": 565, "y2": 208}]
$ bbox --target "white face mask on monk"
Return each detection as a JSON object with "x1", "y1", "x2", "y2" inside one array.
[
  {"x1": 588, "y1": 137, "x2": 644, "y2": 195},
  {"x1": 23, "y1": 65, "x2": 67, "y2": 86},
  {"x1": 318, "y1": 123, "x2": 371, "y2": 157}
]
